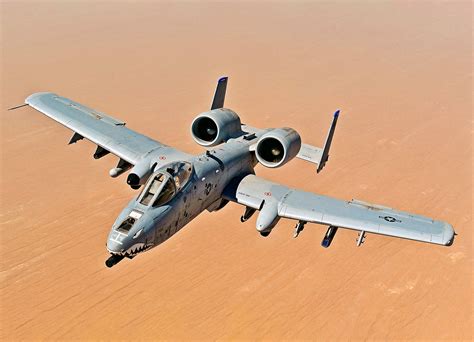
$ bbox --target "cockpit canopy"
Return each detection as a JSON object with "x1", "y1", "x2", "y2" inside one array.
[{"x1": 137, "y1": 161, "x2": 193, "y2": 207}]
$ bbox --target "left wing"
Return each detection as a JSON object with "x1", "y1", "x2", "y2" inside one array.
[
  {"x1": 223, "y1": 175, "x2": 455, "y2": 246},
  {"x1": 24, "y1": 92, "x2": 179, "y2": 166}
]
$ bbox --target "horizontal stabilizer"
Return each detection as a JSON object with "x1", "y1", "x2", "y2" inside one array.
[{"x1": 297, "y1": 144, "x2": 324, "y2": 163}]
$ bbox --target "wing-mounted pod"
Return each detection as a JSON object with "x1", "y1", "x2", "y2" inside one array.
[{"x1": 254, "y1": 128, "x2": 301, "y2": 168}]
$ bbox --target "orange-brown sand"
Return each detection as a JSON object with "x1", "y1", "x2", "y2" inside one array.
[{"x1": 1, "y1": 2, "x2": 472, "y2": 340}]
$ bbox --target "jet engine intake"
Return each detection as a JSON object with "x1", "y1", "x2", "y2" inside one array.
[
  {"x1": 191, "y1": 109, "x2": 242, "y2": 147},
  {"x1": 255, "y1": 128, "x2": 301, "y2": 168}
]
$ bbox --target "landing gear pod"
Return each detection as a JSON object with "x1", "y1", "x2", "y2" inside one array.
[{"x1": 256, "y1": 202, "x2": 280, "y2": 236}]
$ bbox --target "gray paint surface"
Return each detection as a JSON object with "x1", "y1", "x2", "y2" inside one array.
[
  {"x1": 224, "y1": 174, "x2": 452, "y2": 244},
  {"x1": 22, "y1": 80, "x2": 455, "y2": 266}
]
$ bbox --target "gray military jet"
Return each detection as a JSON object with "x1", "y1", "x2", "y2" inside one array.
[{"x1": 11, "y1": 77, "x2": 455, "y2": 267}]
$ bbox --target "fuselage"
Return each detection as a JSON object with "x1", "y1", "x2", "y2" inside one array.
[{"x1": 106, "y1": 132, "x2": 261, "y2": 258}]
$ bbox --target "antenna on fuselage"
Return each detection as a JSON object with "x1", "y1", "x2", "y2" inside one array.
[{"x1": 211, "y1": 76, "x2": 228, "y2": 110}]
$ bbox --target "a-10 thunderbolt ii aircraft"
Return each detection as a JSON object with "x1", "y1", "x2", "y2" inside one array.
[{"x1": 12, "y1": 77, "x2": 455, "y2": 267}]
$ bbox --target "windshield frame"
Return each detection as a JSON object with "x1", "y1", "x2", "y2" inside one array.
[
  {"x1": 137, "y1": 172, "x2": 172, "y2": 206},
  {"x1": 136, "y1": 162, "x2": 194, "y2": 207},
  {"x1": 137, "y1": 174, "x2": 160, "y2": 205},
  {"x1": 152, "y1": 176, "x2": 177, "y2": 207}
]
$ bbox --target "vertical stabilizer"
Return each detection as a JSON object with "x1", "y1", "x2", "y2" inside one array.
[
  {"x1": 211, "y1": 77, "x2": 228, "y2": 110},
  {"x1": 317, "y1": 110, "x2": 340, "y2": 173}
]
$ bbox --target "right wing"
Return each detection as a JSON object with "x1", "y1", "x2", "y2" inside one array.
[
  {"x1": 25, "y1": 92, "x2": 188, "y2": 166},
  {"x1": 224, "y1": 175, "x2": 455, "y2": 246}
]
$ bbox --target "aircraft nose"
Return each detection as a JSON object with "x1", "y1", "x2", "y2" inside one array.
[
  {"x1": 106, "y1": 231, "x2": 126, "y2": 254},
  {"x1": 106, "y1": 239, "x2": 122, "y2": 254}
]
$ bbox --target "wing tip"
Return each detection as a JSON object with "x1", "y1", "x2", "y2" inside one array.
[
  {"x1": 25, "y1": 92, "x2": 55, "y2": 105},
  {"x1": 334, "y1": 109, "x2": 340, "y2": 118},
  {"x1": 442, "y1": 222, "x2": 455, "y2": 246}
]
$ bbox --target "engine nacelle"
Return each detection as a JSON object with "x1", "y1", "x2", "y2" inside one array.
[
  {"x1": 255, "y1": 127, "x2": 301, "y2": 168},
  {"x1": 191, "y1": 109, "x2": 242, "y2": 147},
  {"x1": 127, "y1": 158, "x2": 156, "y2": 189}
]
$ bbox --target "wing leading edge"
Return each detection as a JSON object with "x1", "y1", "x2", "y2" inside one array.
[{"x1": 224, "y1": 175, "x2": 455, "y2": 246}]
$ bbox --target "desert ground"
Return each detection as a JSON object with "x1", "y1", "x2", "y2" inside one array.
[{"x1": 1, "y1": 2, "x2": 472, "y2": 340}]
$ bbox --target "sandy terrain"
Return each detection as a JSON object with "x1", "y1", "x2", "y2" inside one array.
[{"x1": 1, "y1": 2, "x2": 472, "y2": 340}]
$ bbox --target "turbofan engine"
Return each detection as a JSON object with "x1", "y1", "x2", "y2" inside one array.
[
  {"x1": 191, "y1": 109, "x2": 242, "y2": 147},
  {"x1": 255, "y1": 128, "x2": 301, "y2": 168}
]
